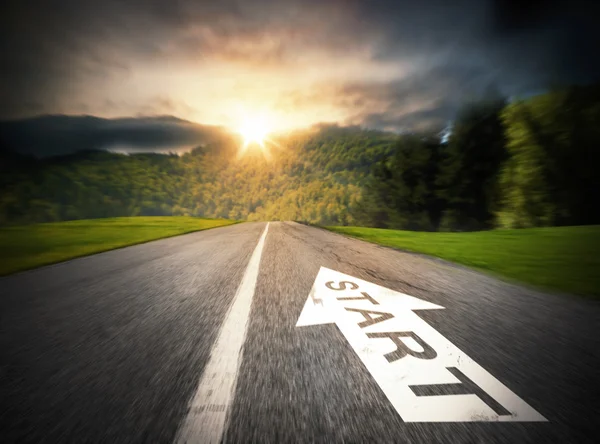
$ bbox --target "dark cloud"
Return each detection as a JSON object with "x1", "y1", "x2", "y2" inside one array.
[
  {"x1": 487, "y1": 0, "x2": 600, "y2": 85},
  {"x1": 0, "y1": 0, "x2": 598, "y2": 129},
  {"x1": 332, "y1": 63, "x2": 503, "y2": 131},
  {"x1": 0, "y1": 115, "x2": 228, "y2": 157}
]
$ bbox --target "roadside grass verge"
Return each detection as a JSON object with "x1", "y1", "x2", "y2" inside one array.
[
  {"x1": 325, "y1": 225, "x2": 600, "y2": 297},
  {"x1": 0, "y1": 216, "x2": 237, "y2": 276}
]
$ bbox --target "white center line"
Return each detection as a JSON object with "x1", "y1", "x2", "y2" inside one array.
[{"x1": 175, "y1": 223, "x2": 269, "y2": 444}]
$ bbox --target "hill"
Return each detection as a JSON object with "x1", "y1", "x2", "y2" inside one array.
[
  {"x1": 0, "y1": 114, "x2": 226, "y2": 157},
  {"x1": 0, "y1": 124, "x2": 398, "y2": 225},
  {"x1": 3, "y1": 83, "x2": 599, "y2": 230}
]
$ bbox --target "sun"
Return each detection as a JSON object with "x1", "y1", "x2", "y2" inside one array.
[{"x1": 238, "y1": 114, "x2": 271, "y2": 149}]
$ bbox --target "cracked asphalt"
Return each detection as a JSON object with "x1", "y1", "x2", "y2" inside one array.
[{"x1": 1, "y1": 221, "x2": 599, "y2": 443}]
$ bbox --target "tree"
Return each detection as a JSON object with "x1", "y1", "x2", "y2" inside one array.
[
  {"x1": 353, "y1": 135, "x2": 443, "y2": 231},
  {"x1": 498, "y1": 84, "x2": 600, "y2": 227},
  {"x1": 437, "y1": 96, "x2": 508, "y2": 231}
]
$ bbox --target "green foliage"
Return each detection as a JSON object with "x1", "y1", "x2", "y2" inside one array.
[
  {"x1": 0, "y1": 217, "x2": 236, "y2": 276},
  {"x1": 0, "y1": 126, "x2": 395, "y2": 226},
  {"x1": 0, "y1": 150, "x2": 185, "y2": 225},
  {"x1": 327, "y1": 225, "x2": 600, "y2": 297},
  {"x1": 354, "y1": 84, "x2": 600, "y2": 232},
  {"x1": 498, "y1": 85, "x2": 600, "y2": 228},
  {"x1": 2, "y1": 83, "x2": 599, "y2": 232},
  {"x1": 353, "y1": 135, "x2": 443, "y2": 231},
  {"x1": 437, "y1": 97, "x2": 508, "y2": 231}
]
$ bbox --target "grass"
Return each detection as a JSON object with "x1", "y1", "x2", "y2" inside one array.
[
  {"x1": 325, "y1": 225, "x2": 600, "y2": 297},
  {"x1": 0, "y1": 216, "x2": 237, "y2": 276}
]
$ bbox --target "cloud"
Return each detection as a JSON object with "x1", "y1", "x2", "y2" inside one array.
[
  {"x1": 318, "y1": 62, "x2": 502, "y2": 131},
  {"x1": 0, "y1": 0, "x2": 597, "y2": 130},
  {"x1": 0, "y1": 115, "x2": 229, "y2": 157}
]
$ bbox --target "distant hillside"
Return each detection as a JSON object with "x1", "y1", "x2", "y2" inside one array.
[
  {"x1": 0, "y1": 124, "x2": 398, "y2": 225},
  {"x1": 3, "y1": 83, "x2": 599, "y2": 230},
  {"x1": 0, "y1": 115, "x2": 228, "y2": 157}
]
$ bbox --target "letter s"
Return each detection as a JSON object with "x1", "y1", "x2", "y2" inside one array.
[{"x1": 325, "y1": 281, "x2": 359, "y2": 291}]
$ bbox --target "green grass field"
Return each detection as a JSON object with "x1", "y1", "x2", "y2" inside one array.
[
  {"x1": 0, "y1": 217, "x2": 237, "y2": 276},
  {"x1": 326, "y1": 225, "x2": 600, "y2": 297}
]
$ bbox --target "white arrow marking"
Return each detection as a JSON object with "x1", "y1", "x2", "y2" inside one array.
[{"x1": 296, "y1": 267, "x2": 547, "y2": 422}]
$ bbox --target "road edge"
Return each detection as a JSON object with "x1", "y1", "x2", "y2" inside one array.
[{"x1": 0, "y1": 220, "x2": 243, "y2": 279}]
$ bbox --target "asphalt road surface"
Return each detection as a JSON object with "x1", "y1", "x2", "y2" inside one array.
[{"x1": 1, "y1": 221, "x2": 599, "y2": 443}]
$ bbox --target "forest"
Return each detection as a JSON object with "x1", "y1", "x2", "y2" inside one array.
[{"x1": 1, "y1": 83, "x2": 599, "y2": 230}]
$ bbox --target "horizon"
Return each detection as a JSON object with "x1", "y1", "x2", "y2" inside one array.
[{"x1": 0, "y1": 113, "x2": 406, "y2": 157}]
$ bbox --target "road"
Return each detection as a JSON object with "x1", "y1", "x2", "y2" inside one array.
[{"x1": 1, "y1": 221, "x2": 598, "y2": 443}]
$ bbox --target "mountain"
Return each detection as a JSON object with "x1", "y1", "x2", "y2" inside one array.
[{"x1": 0, "y1": 115, "x2": 228, "y2": 158}]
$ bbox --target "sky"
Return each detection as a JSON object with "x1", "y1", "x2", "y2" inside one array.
[{"x1": 1, "y1": 0, "x2": 598, "y2": 136}]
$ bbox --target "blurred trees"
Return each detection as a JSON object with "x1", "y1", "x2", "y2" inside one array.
[
  {"x1": 353, "y1": 135, "x2": 443, "y2": 231},
  {"x1": 437, "y1": 97, "x2": 507, "y2": 231},
  {"x1": 354, "y1": 83, "x2": 600, "y2": 231},
  {"x1": 497, "y1": 85, "x2": 600, "y2": 227}
]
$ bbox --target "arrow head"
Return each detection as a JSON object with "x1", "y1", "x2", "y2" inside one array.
[{"x1": 296, "y1": 267, "x2": 444, "y2": 327}]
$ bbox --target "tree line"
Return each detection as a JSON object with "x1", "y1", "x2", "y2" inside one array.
[
  {"x1": 355, "y1": 83, "x2": 600, "y2": 230},
  {"x1": 0, "y1": 126, "x2": 396, "y2": 226},
  {"x1": 1, "y1": 83, "x2": 598, "y2": 230}
]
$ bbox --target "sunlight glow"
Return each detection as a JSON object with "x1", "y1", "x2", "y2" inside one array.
[{"x1": 237, "y1": 111, "x2": 274, "y2": 154}]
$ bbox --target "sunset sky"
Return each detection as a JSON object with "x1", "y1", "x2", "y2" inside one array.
[{"x1": 1, "y1": 0, "x2": 598, "y2": 134}]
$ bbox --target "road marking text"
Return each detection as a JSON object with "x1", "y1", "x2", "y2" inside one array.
[{"x1": 296, "y1": 267, "x2": 547, "y2": 422}]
